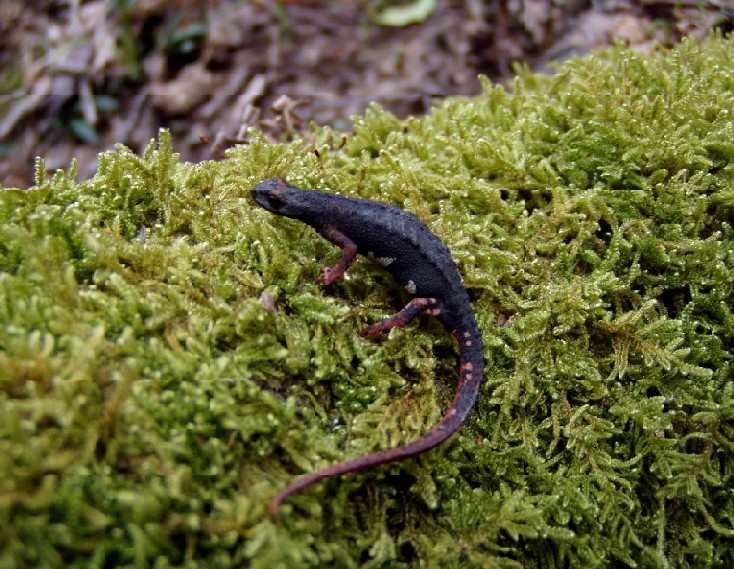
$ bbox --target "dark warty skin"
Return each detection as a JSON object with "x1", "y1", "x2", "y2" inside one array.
[{"x1": 251, "y1": 177, "x2": 484, "y2": 515}]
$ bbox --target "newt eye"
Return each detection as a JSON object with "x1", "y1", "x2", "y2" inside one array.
[
  {"x1": 251, "y1": 189, "x2": 285, "y2": 212},
  {"x1": 263, "y1": 193, "x2": 284, "y2": 210}
]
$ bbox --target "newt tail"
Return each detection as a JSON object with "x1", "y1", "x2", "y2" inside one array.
[{"x1": 251, "y1": 177, "x2": 484, "y2": 515}]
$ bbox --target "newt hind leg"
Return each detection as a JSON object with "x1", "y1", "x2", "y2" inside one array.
[{"x1": 360, "y1": 297, "x2": 441, "y2": 336}]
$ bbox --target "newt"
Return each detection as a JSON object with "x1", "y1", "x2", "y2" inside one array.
[{"x1": 251, "y1": 177, "x2": 484, "y2": 515}]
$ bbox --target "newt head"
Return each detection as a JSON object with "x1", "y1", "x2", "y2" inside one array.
[{"x1": 251, "y1": 177, "x2": 316, "y2": 221}]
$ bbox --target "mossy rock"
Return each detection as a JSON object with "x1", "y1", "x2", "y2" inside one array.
[{"x1": 1, "y1": 33, "x2": 733, "y2": 568}]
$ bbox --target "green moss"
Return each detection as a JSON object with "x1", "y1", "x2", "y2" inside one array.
[{"x1": 2, "y1": 34, "x2": 734, "y2": 568}]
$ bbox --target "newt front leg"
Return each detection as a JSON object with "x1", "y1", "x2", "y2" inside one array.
[{"x1": 315, "y1": 225, "x2": 357, "y2": 285}]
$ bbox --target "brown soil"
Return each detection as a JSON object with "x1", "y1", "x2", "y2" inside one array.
[{"x1": 0, "y1": 0, "x2": 731, "y2": 187}]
